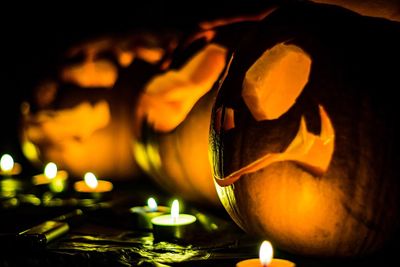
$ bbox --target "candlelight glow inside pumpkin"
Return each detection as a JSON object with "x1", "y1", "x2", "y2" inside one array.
[
  {"x1": 242, "y1": 43, "x2": 312, "y2": 121},
  {"x1": 137, "y1": 44, "x2": 227, "y2": 133}
]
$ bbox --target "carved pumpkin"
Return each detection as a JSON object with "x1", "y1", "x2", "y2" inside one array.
[
  {"x1": 133, "y1": 37, "x2": 227, "y2": 206},
  {"x1": 20, "y1": 32, "x2": 175, "y2": 179},
  {"x1": 210, "y1": 1, "x2": 400, "y2": 257},
  {"x1": 132, "y1": 13, "x2": 277, "y2": 205}
]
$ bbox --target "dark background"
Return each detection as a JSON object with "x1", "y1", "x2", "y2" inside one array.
[
  {"x1": 1, "y1": 0, "x2": 280, "y2": 171},
  {"x1": 1, "y1": 2, "x2": 400, "y2": 266}
]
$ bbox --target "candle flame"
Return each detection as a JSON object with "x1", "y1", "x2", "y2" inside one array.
[
  {"x1": 44, "y1": 162, "x2": 57, "y2": 179},
  {"x1": 84, "y1": 172, "x2": 98, "y2": 189},
  {"x1": 147, "y1": 197, "x2": 158, "y2": 211},
  {"x1": 260, "y1": 241, "x2": 273, "y2": 265},
  {"x1": 0, "y1": 154, "x2": 14, "y2": 172},
  {"x1": 171, "y1": 199, "x2": 179, "y2": 220}
]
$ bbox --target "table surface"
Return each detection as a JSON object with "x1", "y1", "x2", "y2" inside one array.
[{"x1": 0, "y1": 176, "x2": 398, "y2": 267}]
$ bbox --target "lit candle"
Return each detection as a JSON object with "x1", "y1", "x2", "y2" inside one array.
[
  {"x1": 130, "y1": 197, "x2": 170, "y2": 214},
  {"x1": 0, "y1": 154, "x2": 22, "y2": 176},
  {"x1": 236, "y1": 241, "x2": 295, "y2": 267},
  {"x1": 151, "y1": 199, "x2": 197, "y2": 241},
  {"x1": 130, "y1": 197, "x2": 170, "y2": 230},
  {"x1": 74, "y1": 172, "x2": 113, "y2": 196},
  {"x1": 33, "y1": 162, "x2": 68, "y2": 188},
  {"x1": 0, "y1": 154, "x2": 24, "y2": 197}
]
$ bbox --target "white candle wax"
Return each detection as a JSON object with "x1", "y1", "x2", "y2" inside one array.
[
  {"x1": 151, "y1": 199, "x2": 197, "y2": 240},
  {"x1": 151, "y1": 214, "x2": 196, "y2": 226}
]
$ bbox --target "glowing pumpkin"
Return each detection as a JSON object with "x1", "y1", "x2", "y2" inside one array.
[
  {"x1": 132, "y1": 13, "x2": 277, "y2": 205},
  {"x1": 133, "y1": 41, "x2": 227, "y2": 206},
  {"x1": 210, "y1": 1, "x2": 400, "y2": 257},
  {"x1": 20, "y1": 32, "x2": 174, "y2": 180}
]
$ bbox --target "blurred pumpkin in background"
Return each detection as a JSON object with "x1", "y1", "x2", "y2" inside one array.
[
  {"x1": 20, "y1": 31, "x2": 176, "y2": 180},
  {"x1": 312, "y1": 0, "x2": 400, "y2": 22},
  {"x1": 210, "y1": 0, "x2": 400, "y2": 257},
  {"x1": 132, "y1": 7, "x2": 279, "y2": 206}
]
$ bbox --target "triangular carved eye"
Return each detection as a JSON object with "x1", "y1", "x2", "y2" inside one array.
[{"x1": 242, "y1": 43, "x2": 312, "y2": 121}]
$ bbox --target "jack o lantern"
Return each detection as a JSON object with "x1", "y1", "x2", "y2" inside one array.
[
  {"x1": 20, "y1": 31, "x2": 175, "y2": 179},
  {"x1": 210, "y1": 1, "x2": 400, "y2": 257},
  {"x1": 132, "y1": 11, "x2": 277, "y2": 206},
  {"x1": 133, "y1": 37, "x2": 227, "y2": 206}
]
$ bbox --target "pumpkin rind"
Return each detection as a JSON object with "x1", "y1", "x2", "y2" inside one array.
[
  {"x1": 133, "y1": 43, "x2": 227, "y2": 205},
  {"x1": 210, "y1": 1, "x2": 400, "y2": 257}
]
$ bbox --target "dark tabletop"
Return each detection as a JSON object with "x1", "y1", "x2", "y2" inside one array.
[{"x1": 0, "y1": 176, "x2": 398, "y2": 267}]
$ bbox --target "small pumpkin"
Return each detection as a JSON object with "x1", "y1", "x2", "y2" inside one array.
[
  {"x1": 20, "y1": 31, "x2": 175, "y2": 180},
  {"x1": 132, "y1": 13, "x2": 276, "y2": 205},
  {"x1": 210, "y1": 1, "x2": 400, "y2": 257}
]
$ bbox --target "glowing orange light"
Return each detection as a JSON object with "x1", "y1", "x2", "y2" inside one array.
[
  {"x1": 44, "y1": 162, "x2": 57, "y2": 179},
  {"x1": 171, "y1": 199, "x2": 180, "y2": 220},
  {"x1": 147, "y1": 197, "x2": 158, "y2": 211},
  {"x1": 260, "y1": 241, "x2": 273, "y2": 266},
  {"x1": 0, "y1": 154, "x2": 14, "y2": 172},
  {"x1": 84, "y1": 172, "x2": 98, "y2": 189}
]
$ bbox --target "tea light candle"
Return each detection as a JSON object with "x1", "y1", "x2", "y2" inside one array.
[
  {"x1": 33, "y1": 162, "x2": 68, "y2": 186},
  {"x1": 74, "y1": 172, "x2": 113, "y2": 195},
  {"x1": 130, "y1": 197, "x2": 170, "y2": 230},
  {"x1": 0, "y1": 154, "x2": 22, "y2": 176},
  {"x1": 236, "y1": 241, "x2": 295, "y2": 267},
  {"x1": 151, "y1": 199, "x2": 197, "y2": 240},
  {"x1": 0, "y1": 154, "x2": 24, "y2": 198}
]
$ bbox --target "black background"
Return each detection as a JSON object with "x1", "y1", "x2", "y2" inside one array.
[{"x1": 1, "y1": 0, "x2": 278, "y2": 170}]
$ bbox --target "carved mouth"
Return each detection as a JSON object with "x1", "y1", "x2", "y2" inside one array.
[
  {"x1": 214, "y1": 105, "x2": 335, "y2": 186},
  {"x1": 24, "y1": 101, "x2": 111, "y2": 144}
]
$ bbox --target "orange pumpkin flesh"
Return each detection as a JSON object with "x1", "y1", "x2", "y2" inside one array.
[
  {"x1": 210, "y1": 1, "x2": 400, "y2": 257},
  {"x1": 242, "y1": 43, "x2": 312, "y2": 121},
  {"x1": 138, "y1": 44, "x2": 227, "y2": 133}
]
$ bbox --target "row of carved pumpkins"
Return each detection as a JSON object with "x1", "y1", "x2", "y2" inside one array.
[{"x1": 19, "y1": 0, "x2": 400, "y2": 258}]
